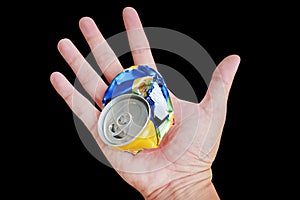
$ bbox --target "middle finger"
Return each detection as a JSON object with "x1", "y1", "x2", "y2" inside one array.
[{"x1": 79, "y1": 17, "x2": 124, "y2": 83}]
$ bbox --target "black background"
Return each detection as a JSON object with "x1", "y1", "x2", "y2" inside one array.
[{"x1": 6, "y1": 1, "x2": 297, "y2": 199}]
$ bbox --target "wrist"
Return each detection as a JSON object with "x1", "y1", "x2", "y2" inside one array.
[{"x1": 144, "y1": 169, "x2": 220, "y2": 200}]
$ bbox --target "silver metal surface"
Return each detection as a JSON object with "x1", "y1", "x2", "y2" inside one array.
[{"x1": 98, "y1": 94, "x2": 150, "y2": 146}]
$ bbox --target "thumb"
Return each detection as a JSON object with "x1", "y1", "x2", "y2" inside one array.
[
  {"x1": 198, "y1": 54, "x2": 240, "y2": 159},
  {"x1": 204, "y1": 54, "x2": 241, "y2": 105}
]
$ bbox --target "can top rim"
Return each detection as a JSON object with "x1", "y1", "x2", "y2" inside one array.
[{"x1": 97, "y1": 93, "x2": 151, "y2": 147}]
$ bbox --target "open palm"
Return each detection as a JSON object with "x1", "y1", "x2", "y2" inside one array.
[{"x1": 50, "y1": 7, "x2": 240, "y2": 199}]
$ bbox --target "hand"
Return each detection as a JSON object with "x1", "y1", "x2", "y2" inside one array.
[{"x1": 50, "y1": 7, "x2": 240, "y2": 200}]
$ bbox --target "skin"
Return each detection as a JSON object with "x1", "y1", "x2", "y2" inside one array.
[{"x1": 50, "y1": 7, "x2": 240, "y2": 200}]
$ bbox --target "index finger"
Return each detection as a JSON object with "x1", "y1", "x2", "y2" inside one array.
[{"x1": 123, "y1": 7, "x2": 157, "y2": 70}]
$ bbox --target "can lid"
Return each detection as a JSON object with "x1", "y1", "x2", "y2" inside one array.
[{"x1": 98, "y1": 94, "x2": 151, "y2": 146}]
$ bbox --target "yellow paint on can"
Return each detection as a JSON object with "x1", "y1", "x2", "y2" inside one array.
[{"x1": 98, "y1": 93, "x2": 158, "y2": 155}]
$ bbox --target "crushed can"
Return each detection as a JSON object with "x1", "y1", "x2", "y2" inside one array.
[{"x1": 97, "y1": 65, "x2": 174, "y2": 154}]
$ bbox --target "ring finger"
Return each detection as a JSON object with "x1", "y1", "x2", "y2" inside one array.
[{"x1": 57, "y1": 39, "x2": 107, "y2": 108}]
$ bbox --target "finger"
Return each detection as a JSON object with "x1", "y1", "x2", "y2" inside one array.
[
  {"x1": 198, "y1": 54, "x2": 240, "y2": 159},
  {"x1": 57, "y1": 39, "x2": 107, "y2": 108},
  {"x1": 79, "y1": 17, "x2": 123, "y2": 83},
  {"x1": 122, "y1": 7, "x2": 156, "y2": 70},
  {"x1": 50, "y1": 72, "x2": 105, "y2": 149},
  {"x1": 201, "y1": 54, "x2": 240, "y2": 107}
]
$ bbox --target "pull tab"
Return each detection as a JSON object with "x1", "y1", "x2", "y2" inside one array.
[{"x1": 109, "y1": 112, "x2": 133, "y2": 139}]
